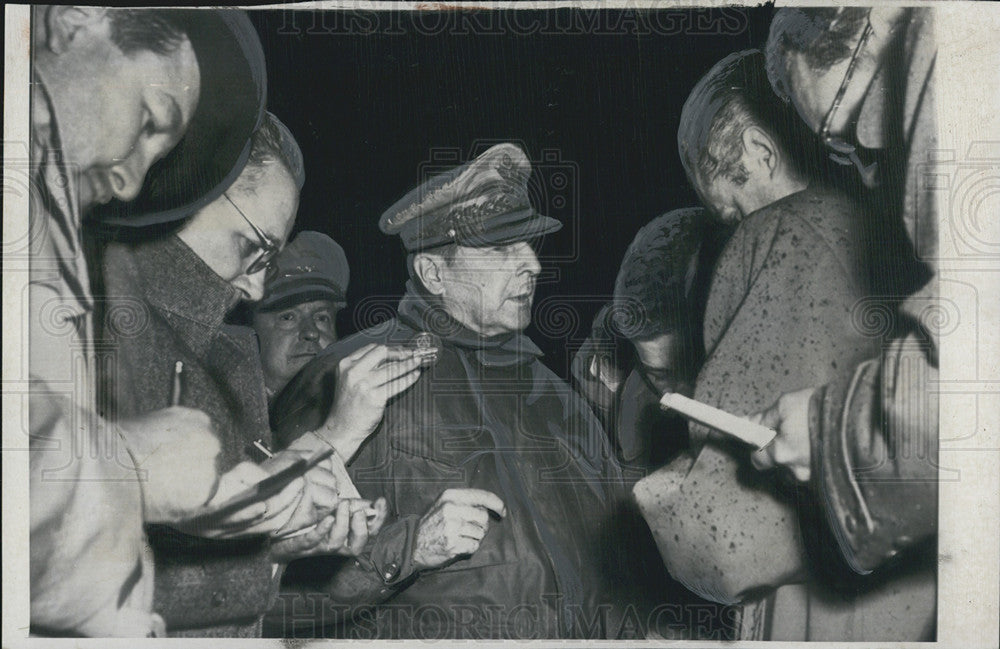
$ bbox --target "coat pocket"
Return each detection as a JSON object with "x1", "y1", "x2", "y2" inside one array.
[{"x1": 386, "y1": 427, "x2": 516, "y2": 574}]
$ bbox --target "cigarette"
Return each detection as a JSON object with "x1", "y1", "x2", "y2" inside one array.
[
  {"x1": 660, "y1": 392, "x2": 776, "y2": 450},
  {"x1": 170, "y1": 361, "x2": 184, "y2": 406}
]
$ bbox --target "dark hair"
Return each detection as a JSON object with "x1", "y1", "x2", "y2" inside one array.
[
  {"x1": 234, "y1": 112, "x2": 305, "y2": 191},
  {"x1": 766, "y1": 8, "x2": 871, "y2": 101},
  {"x1": 612, "y1": 207, "x2": 730, "y2": 342},
  {"x1": 107, "y1": 9, "x2": 187, "y2": 56},
  {"x1": 678, "y1": 49, "x2": 822, "y2": 189}
]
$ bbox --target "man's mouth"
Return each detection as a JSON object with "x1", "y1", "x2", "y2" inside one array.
[
  {"x1": 290, "y1": 347, "x2": 321, "y2": 359},
  {"x1": 508, "y1": 288, "x2": 535, "y2": 304}
]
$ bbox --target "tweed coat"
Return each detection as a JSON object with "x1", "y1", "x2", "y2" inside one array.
[
  {"x1": 101, "y1": 235, "x2": 279, "y2": 637},
  {"x1": 654, "y1": 184, "x2": 935, "y2": 640}
]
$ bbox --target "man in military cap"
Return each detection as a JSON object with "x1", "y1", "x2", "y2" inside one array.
[
  {"x1": 270, "y1": 143, "x2": 630, "y2": 639},
  {"x1": 253, "y1": 231, "x2": 350, "y2": 402},
  {"x1": 28, "y1": 8, "x2": 268, "y2": 636}
]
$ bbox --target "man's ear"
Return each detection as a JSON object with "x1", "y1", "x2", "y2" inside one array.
[
  {"x1": 741, "y1": 126, "x2": 780, "y2": 178},
  {"x1": 46, "y1": 6, "x2": 107, "y2": 54},
  {"x1": 413, "y1": 253, "x2": 445, "y2": 296}
]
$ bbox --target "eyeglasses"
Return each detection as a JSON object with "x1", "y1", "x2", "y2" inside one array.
[
  {"x1": 223, "y1": 192, "x2": 280, "y2": 276},
  {"x1": 818, "y1": 19, "x2": 874, "y2": 158},
  {"x1": 813, "y1": 19, "x2": 881, "y2": 185}
]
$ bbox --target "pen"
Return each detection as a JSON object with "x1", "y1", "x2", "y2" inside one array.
[
  {"x1": 170, "y1": 361, "x2": 184, "y2": 406},
  {"x1": 253, "y1": 439, "x2": 275, "y2": 458}
]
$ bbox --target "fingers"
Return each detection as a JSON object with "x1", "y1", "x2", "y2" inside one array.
[
  {"x1": 757, "y1": 400, "x2": 784, "y2": 430},
  {"x1": 451, "y1": 536, "x2": 481, "y2": 556},
  {"x1": 260, "y1": 476, "x2": 307, "y2": 529},
  {"x1": 367, "y1": 497, "x2": 388, "y2": 536},
  {"x1": 306, "y1": 482, "x2": 342, "y2": 517},
  {"x1": 325, "y1": 500, "x2": 352, "y2": 551},
  {"x1": 344, "y1": 507, "x2": 370, "y2": 555},
  {"x1": 458, "y1": 521, "x2": 486, "y2": 541},
  {"x1": 304, "y1": 463, "x2": 341, "y2": 496},
  {"x1": 440, "y1": 488, "x2": 506, "y2": 517},
  {"x1": 343, "y1": 343, "x2": 389, "y2": 374},
  {"x1": 750, "y1": 446, "x2": 775, "y2": 472},
  {"x1": 378, "y1": 367, "x2": 424, "y2": 401},
  {"x1": 370, "y1": 355, "x2": 425, "y2": 388}
]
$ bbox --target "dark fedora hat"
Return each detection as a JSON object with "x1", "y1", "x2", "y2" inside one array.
[{"x1": 89, "y1": 9, "x2": 267, "y2": 227}]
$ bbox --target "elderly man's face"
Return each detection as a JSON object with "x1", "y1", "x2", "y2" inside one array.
[
  {"x1": 437, "y1": 241, "x2": 542, "y2": 336},
  {"x1": 39, "y1": 8, "x2": 200, "y2": 210},
  {"x1": 253, "y1": 299, "x2": 339, "y2": 394},
  {"x1": 177, "y1": 162, "x2": 299, "y2": 303}
]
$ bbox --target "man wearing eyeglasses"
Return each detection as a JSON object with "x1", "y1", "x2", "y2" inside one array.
[
  {"x1": 739, "y1": 7, "x2": 953, "y2": 639},
  {"x1": 100, "y1": 114, "x2": 426, "y2": 636},
  {"x1": 755, "y1": 7, "x2": 940, "y2": 563},
  {"x1": 26, "y1": 8, "x2": 273, "y2": 637},
  {"x1": 645, "y1": 49, "x2": 938, "y2": 641}
]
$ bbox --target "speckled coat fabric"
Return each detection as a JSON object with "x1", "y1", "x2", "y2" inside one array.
[
  {"x1": 664, "y1": 185, "x2": 874, "y2": 606},
  {"x1": 654, "y1": 185, "x2": 933, "y2": 640},
  {"x1": 101, "y1": 236, "x2": 279, "y2": 637}
]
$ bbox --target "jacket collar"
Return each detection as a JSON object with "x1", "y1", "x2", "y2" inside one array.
[
  {"x1": 396, "y1": 281, "x2": 543, "y2": 367},
  {"x1": 137, "y1": 235, "x2": 242, "y2": 353}
]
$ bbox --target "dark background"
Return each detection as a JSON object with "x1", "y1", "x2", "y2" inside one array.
[{"x1": 248, "y1": 7, "x2": 776, "y2": 377}]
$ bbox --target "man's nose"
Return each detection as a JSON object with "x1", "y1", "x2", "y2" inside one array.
[
  {"x1": 232, "y1": 269, "x2": 267, "y2": 303},
  {"x1": 514, "y1": 241, "x2": 541, "y2": 276},
  {"x1": 107, "y1": 153, "x2": 146, "y2": 203},
  {"x1": 299, "y1": 319, "x2": 320, "y2": 341}
]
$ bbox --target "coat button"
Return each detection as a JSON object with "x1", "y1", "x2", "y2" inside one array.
[
  {"x1": 383, "y1": 562, "x2": 400, "y2": 581},
  {"x1": 211, "y1": 590, "x2": 228, "y2": 607}
]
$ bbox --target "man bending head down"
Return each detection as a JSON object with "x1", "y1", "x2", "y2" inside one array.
[{"x1": 677, "y1": 49, "x2": 825, "y2": 223}]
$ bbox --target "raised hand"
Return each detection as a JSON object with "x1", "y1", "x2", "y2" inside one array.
[
  {"x1": 749, "y1": 386, "x2": 817, "y2": 482},
  {"x1": 318, "y1": 343, "x2": 435, "y2": 460}
]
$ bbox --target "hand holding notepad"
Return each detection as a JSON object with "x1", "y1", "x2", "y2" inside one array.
[{"x1": 659, "y1": 392, "x2": 777, "y2": 450}]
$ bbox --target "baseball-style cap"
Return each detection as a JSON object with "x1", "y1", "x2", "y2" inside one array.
[
  {"x1": 257, "y1": 231, "x2": 350, "y2": 312},
  {"x1": 90, "y1": 9, "x2": 267, "y2": 227},
  {"x1": 379, "y1": 143, "x2": 562, "y2": 251}
]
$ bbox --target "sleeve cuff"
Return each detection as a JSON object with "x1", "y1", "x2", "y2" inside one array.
[{"x1": 360, "y1": 515, "x2": 421, "y2": 586}]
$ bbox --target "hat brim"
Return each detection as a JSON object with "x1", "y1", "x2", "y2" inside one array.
[
  {"x1": 89, "y1": 10, "x2": 266, "y2": 227},
  {"x1": 408, "y1": 209, "x2": 563, "y2": 251},
  {"x1": 257, "y1": 284, "x2": 346, "y2": 313}
]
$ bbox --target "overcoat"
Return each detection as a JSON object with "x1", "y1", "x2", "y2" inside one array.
[
  {"x1": 271, "y1": 286, "x2": 635, "y2": 639},
  {"x1": 101, "y1": 235, "x2": 279, "y2": 637}
]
